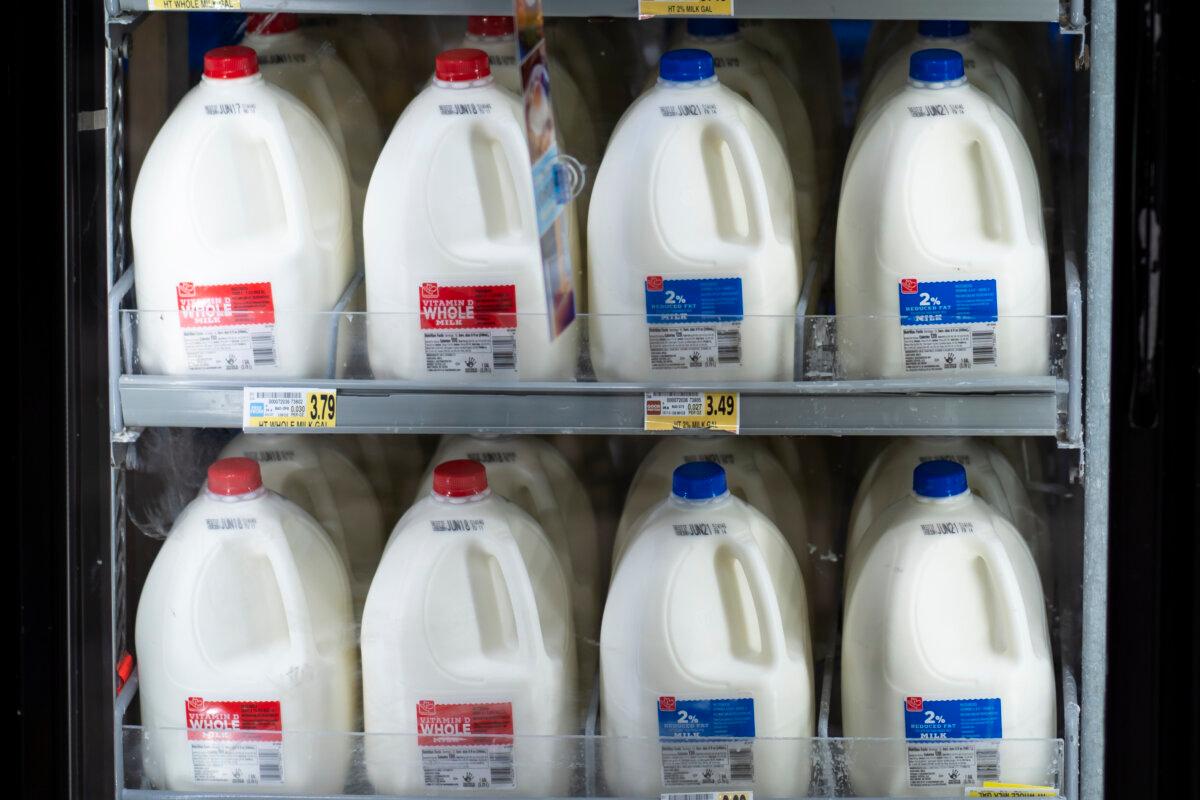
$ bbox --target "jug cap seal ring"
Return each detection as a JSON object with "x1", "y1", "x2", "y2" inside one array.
[
  {"x1": 909, "y1": 48, "x2": 966, "y2": 84},
  {"x1": 467, "y1": 16, "x2": 515, "y2": 37},
  {"x1": 245, "y1": 13, "x2": 299, "y2": 35},
  {"x1": 207, "y1": 457, "x2": 264, "y2": 496},
  {"x1": 672, "y1": 461, "x2": 728, "y2": 500},
  {"x1": 918, "y1": 20, "x2": 970, "y2": 38},
  {"x1": 204, "y1": 46, "x2": 259, "y2": 80},
  {"x1": 433, "y1": 459, "x2": 489, "y2": 497},
  {"x1": 913, "y1": 459, "x2": 969, "y2": 498},
  {"x1": 659, "y1": 49, "x2": 716, "y2": 83},
  {"x1": 686, "y1": 19, "x2": 739, "y2": 38},
  {"x1": 435, "y1": 48, "x2": 493, "y2": 83}
]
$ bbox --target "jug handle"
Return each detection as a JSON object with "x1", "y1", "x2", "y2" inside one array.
[
  {"x1": 726, "y1": 536, "x2": 788, "y2": 669},
  {"x1": 974, "y1": 534, "x2": 1036, "y2": 663},
  {"x1": 715, "y1": 119, "x2": 774, "y2": 247},
  {"x1": 481, "y1": 532, "x2": 549, "y2": 663},
  {"x1": 256, "y1": 97, "x2": 318, "y2": 256},
  {"x1": 507, "y1": 456, "x2": 576, "y2": 582},
  {"x1": 258, "y1": 523, "x2": 320, "y2": 669},
  {"x1": 973, "y1": 117, "x2": 1028, "y2": 246},
  {"x1": 485, "y1": 117, "x2": 540, "y2": 251},
  {"x1": 296, "y1": 466, "x2": 356, "y2": 577}
]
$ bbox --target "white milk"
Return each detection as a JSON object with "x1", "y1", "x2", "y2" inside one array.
[
  {"x1": 364, "y1": 48, "x2": 580, "y2": 382},
  {"x1": 842, "y1": 460, "x2": 1056, "y2": 796},
  {"x1": 678, "y1": 19, "x2": 820, "y2": 246},
  {"x1": 241, "y1": 13, "x2": 383, "y2": 261},
  {"x1": 131, "y1": 46, "x2": 353, "y2": 378},
  {"x1": 219, "y1": 433, "x2": 384, "y2": 613},
  {"x1": 135, "y1": 458, "x2": 357, "y2": 794},
  {"x1": 602, "y1": 462, "x2": 814, "y2": 798},
  {"x1": 835, "y1": 49, "x2": 1049, "y2": 379},
  {"x1": 589, "y1": 49, "x2": 800, "y2": 382},
  {"x1": 846, "y1": 437, "x2": 1049, "y2": 591},
  {"x1": 361, "y1": 460, "x2": 577, "y2": 796},
  {"x1": 858, "y1": 21, "x2": 1042, "y2": 169},
  {"x1": 329, "y1": 435, "x2": 428, "y2": 527},
  {"x1": 412, "y1": 435, "x2": 602, "y2": 694}
]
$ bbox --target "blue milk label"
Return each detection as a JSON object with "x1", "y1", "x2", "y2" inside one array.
[
  {"x1": 903, "y1": 697, "x2": 1002, "y2": 789},
  {"x1": 896, "y1": 278, "x2": 999, "y2": 372},
  {"x1": 645, "y1": 277, "x2": 744, "y2": 370},
  {"x1": 656, "y1": 697, "x2": 755, "y2": 787}
]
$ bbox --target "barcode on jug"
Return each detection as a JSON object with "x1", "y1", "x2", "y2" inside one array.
[
  {"x1": 258, "y1": 748, "x2": 283, "y2": 783},
  {"x1": 439, "y1": 103, "x2": 493, "y2": 116},
  {"x1": 717, "y1": 329, "x2": 742, "y2": 364},
  {"x1": 489, "y1": 749, "x2": 515, "y2": 788},
  {"x1": 906, "y1": 103, "x2": 965, "y2": 118},
  {"x1": 430, "y1": 519, "x2": 486, "y2": 533},
  {"x1": 491, "y1": 336, "x2": 516, "y2": 371},
  {"x1": 251, "y1": 332, "x2": 277, "y2": 367},
  {"x1": 673, "y1": 523, "x2": 729, "y2": 537},
  {"x1": 920, "y1": 522, "x2": 976, "y2": 536},
  {"x1": 970, "y1": 329, "x2": 997, "y2": 366},
  {"x1": 205, "y1": 518, "x2": 258, "y2": 531},
  {"x1": 659, "y1": 103, "x2": 718, "y2": 118},
  {"x1": 243, "y1": 450, "x2": 295, "y2": 463},
  {"x1": 975, "y1": 744, "x2": 1000, "y2": 782},
  {"x1": 467, "y1": 452, "x2": 518, "y2": 463},
  {"x1": 728, "y1": 746, "x2": 754, "y2": 782},
  {"x1": 204, "y1": 103, "x2": 256, "y2": 116}
]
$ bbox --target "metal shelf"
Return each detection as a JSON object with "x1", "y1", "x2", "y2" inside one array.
[
  {"x1": 118, "y1": 374, "x2": 1068, "y2": 437},
  {"x1": 114, "y1": 0, "x2": 1064, "y2": 22}
]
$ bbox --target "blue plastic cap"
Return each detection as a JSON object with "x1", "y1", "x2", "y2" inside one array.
[
  {"x1": 918, "y1": 20, "x2": 970, "y2": 38},
  {"x1": 659, "y1": 49, "x2": 716, "y2": 82},
  {"x1": 687, "y1": 18, "x2": 738, "y2": 37},
  {"x1": 913, "y1": 460, "x2": 969, "y2": 498},
  {"x1": 672, "y1": 461, "x2": 728, "y2": 500},
  {"x1": 909, "y1": 48, "x2": 966, "y2": 83}
]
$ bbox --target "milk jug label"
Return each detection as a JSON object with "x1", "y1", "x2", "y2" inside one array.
[
  {"x1": 645, "y1": 277, "x2": 743, "y2": 370},
  {"x1": 656, "y1": 696, "x2": 755, "y2": 787},
  {"x1": 416, "y1": 700, "x2": 515, "y2": 789},
  {"x1": 175, "y1": 282, "x2": 277, "y2": 371},
  {"x1": 903, "y1": 697, "x2": 1002, "y2": 788},
  {"x1": 897, "y1": 279, "x2": 998, "y2": 372},
  {"x1": 184, "y1": 696, "x2": 282, "y2": 785},
  {"x1": 418, "y1": 283, "x2": 518, "y2": 376}
]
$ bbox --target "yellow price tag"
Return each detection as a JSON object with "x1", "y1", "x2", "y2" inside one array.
[
  {"x1": 148, "y1": 0, "x2": 241, "y2": 9},
  {"x1": 639, "y1": 0, "x2": 733, "y2": 15},
  {"x1": 966, "y1": 784, "x2": 1058, "y2": 797},
  {"x1": 644, "y1": 391, "x2": 739, "y2": 433},
  {"x1": 243, "y1": 388, "x2": 337, "y2": 429}
]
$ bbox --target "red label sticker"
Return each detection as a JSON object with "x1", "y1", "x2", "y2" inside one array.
[
  {"x1": 646, "y1": 400, "x2": 662, "y2": 415},
  {"x1": 659, "y1": 696, "x2": 677, "y2": 712},
  {"x1": 646, "y1": 275, "x2": 665, "y2": 292},
  {"x1": 419, "y1": 284, "x2": 517, "y2": 330},
  {"x1": 900, "y1": 278, "x2": 920, "y2": 295},
  {"x1": 416, "y1": 701, "x2": 514, "y2": 747},
  {"x1": 905, "y1": 696, "x2": 924, "y2": 712},
  {"x1": 185, "y1": 697, "x2": 282, "y2": 742},
  {"x1": 177, "y1": 282, "x2": 275, "y2": 328}
]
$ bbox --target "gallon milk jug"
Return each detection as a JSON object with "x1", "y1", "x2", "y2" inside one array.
[
  {"x1": 589, "y1": 49, "x2": 800, "y2": 382},
  {"x1": 219, "y1": 434, "x2": 385, "y2": 613},
  {"x1": 241, "y1": 13, "x2": 383, "y2": 260},
  {"x1": 361, "y1": 460, "x2": 577, "y2": 796},
  {"x1": 680, "y1": 19, "x2": 819, "y2": 246},
  {"x1": 858, "y1": 21, "x2": 1042, "y2": 169},
  {"x1": 835, "y1": 49, "x2": 1049, "y2": 379},
  {"x1": 602, "y1": 462, "x2": 815, "y2": 798},
  {"x1": 412, "y1": 436, "x2": 602, "y2": 672},
  {"x1": 330, "y1": 434, "x2": 428, "y2": 527},
  {"x1": 842, "y1": 461, "x2": 1056, "y2": 796},
  {"x1": 301, "y1": 14, "x2": 413, "y2": 128},
  {"x1": 135, "y1": 458, "x2": 357, "y2": 794},
  {"x1": 846, "y1": 437, "x2": 1049, "y2": 591},
  {"x1": 132, "y1": 46, "x2": 353, "y2": 378},
  {"x1": 364, "y1": 48, "x2": 580, "y2": 382}
]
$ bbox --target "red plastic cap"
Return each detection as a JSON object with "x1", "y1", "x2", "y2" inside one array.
[
  {"x1": 435, "y1": 49, "x2": 492, "y2": 82},
  {"x1": 207, "y1": 457, "x2": 264, "y2": 496},
  {"x1": 467, "y1": 15, "x2": 515, "y2": 37},
  {"x1": 246, "y1": 12, "x2": 299, "y2": 35},
  {"x1": 204, "y1": 46, "x2": 259, "y2": 80},
  {"x1": 432, "y1": 460, "x2": 489, "y2": 498}
]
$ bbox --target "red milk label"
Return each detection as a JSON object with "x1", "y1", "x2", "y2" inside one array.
[
  {"x1": 185, "y1": 697, "x2": 282, "y2": 742},
  {"x1": 177, "y1": 282, "x2": 275, "y2": 328},
  {"x1": 416, "y1": 700, "x2": 514, "y2": 746},
  {"x1": 418, "y1": 283, "x2": 517, "y2": 330}
]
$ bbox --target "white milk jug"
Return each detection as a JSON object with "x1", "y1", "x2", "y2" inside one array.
[
  {"x1": 859, "y1": 21, "x2": 1042, "y2": 168},
  {"x1": 135, "y1": 458, "x2": 357, "y2": 794},
  {"x1": 330, "y1": 434, "x2": 428, "y2": 527},
  {"x1": 842, "y1": 460, "x2": 1056, "y2": 796},
  {"x1": 241, "y1": 13, "x2": 383, "y2": 260},
  {"x1": 589, "y1": 49, "x2": 800, "y2": 382},
  {"x1": 835, "y1": 49, "x2": 1049, "y2": 379},
  {"x1": 680, "y1": 19, "x2": 819, "y2": 246},
  {"x1": 219, "y1": 433, "x2": 385, "y2": 612},
  {"x1": 131, "y1": 46, "x2": 353, "y2": 378},
  {"x1": 846, "y1": 437, "x2": 1049, "y2": 590},
  {"x1": 301, "y1": 14, "x2": 413, "y2": 128},
  {"x1": 364, "y1": 48, "x2": 580, "y2": 382},
  {"x1": 413, "y1": 436, "x2": 601, "y2": 661},
  {"x1": 602, "y1": 462, "x2": 815, "y2": 798},
  {"x1": 361, "y1": 460, "x2": 577, "y2": 796}
]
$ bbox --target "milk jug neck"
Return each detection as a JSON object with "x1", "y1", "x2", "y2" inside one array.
[
  {"x1": 657, "y1": 49, "x2": 720, "y2": 89},
  {"x1": 911, "y1": 459, "x2": 971, "y2": 505},
  {"x1": 907, "y1": 48, "x2": 968, "y2": 90}
]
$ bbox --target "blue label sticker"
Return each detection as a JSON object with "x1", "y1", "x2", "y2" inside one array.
[
  {"x1": 903, "y1": 697, "x2": 1002, "y2": 740},
  {"x1": 897, "y1": 279, "x2": 998, "y2": 326},
  {"x1": 657, "y1": 697, "x2": 755, "y2": 739},
  {"x1": 645, "y1": 277, "x2": 744, "y2": 325},
  {"x1": 249, "y1": 402, "x2": 265, "y2": 417}
]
